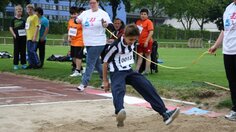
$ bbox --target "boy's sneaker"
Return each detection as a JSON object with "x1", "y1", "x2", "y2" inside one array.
[
  {"x1": 163, "y1": 107, "x2": 180, "y2": 125},
  {"x1": 116, "y1": 109, "x2": 126, "y2": 127},
  {"x1": 21, "y1": 64, "x2": 27, "y2": 69},
  {"x1": 70, "y1": 70, "x2": 82, "y2": 77},
  {"x1": 77, "y1": 84, "x2": 86, "y2": 91},
  {"x1": 13, "y1": 65, "x2": 19, "y2": 70},
  {"x1": 225, "y1": 110, "x2": 236, "y2": 121}
]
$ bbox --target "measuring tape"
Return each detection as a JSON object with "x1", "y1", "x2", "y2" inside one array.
[{"x1": 105, "y1": 28, "x2": 213, "y2": 70}]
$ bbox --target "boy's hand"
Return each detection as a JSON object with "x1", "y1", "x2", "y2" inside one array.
[
  {"x1": 144, "y1": 41, "x2": 148, "y2": 48},
  {"x1": 103, "y1": 80, "x2": 110, "y2": 92}
]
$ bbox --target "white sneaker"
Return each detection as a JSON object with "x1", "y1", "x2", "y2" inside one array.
[
  {"x1": 225, "y1": 110, "x2": 236, "y2": 121},
  {"x1": 116, "y1": 109, "x2": 126, "y2": 127},
  {"x1": 77, "y1": 84, "x2": 85, "y2": 91},
  {"x1": 70, "y1": 70, "x2": 82, "y2": 77}
]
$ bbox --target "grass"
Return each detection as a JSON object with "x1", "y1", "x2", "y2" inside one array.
[{"x1": 0, "y1": 44, "x2": 232, "y2": 109}]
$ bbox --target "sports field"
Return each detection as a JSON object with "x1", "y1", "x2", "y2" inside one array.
[
  {"x1": 1, "y1": 44, "x2": 235, "y2": 132},
  {"x1": 0, "y1": 44, "x2": 230, "y2": 108}
]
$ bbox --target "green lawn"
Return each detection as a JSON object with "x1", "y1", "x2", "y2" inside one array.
[{"x1": 0, "y1": 44, "x2": 231, "y2": 108}]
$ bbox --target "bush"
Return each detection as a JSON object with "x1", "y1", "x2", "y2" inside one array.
[{"x1": 154, "y1": 24, "x2": 220, "y2": 40}]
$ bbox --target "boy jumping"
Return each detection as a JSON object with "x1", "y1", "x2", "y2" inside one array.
[{"x1": 102, "y1": 24, "x2": 180, "y2": 127}]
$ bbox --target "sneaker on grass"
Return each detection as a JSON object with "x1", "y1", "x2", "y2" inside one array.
[
  {"x1": 225, "y1": 110, "x2": 236, "y2": 121},
  {"x1": 162, "y1": 107, "x2": 180, "y2": 125},
  {"x1": 70, "y1": 70, "x2": 82, "y2": 77}
]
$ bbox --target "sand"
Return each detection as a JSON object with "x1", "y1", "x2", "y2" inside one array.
[{"x1": 0, "y1": 99, "x2": 236, "y2": 132}]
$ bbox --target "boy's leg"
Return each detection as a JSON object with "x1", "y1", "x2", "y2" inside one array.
[
  {"x1": 20, "y1": 37, "x2": 27, "y2": 65},
  {"x1": 110, "y1": 72, "x2": 127, "y2": 114},
  {"x1": 32, "y1": 42, "x2": 40, "y2": 66},
  {"x1": 126, "y1": 71, "x2": 167, "y2": 115},
  {"x1": 144, "y1": 53, "x2": 151, "y2": 73},
  {"x1": 26, "y1": 41, "x2": 33, "y2": 66},
  {"x1": 13, "y1": 38, "x2": 20, "y2": 65},
  {"x1": 38, "y1": 40, "x2": 46, "y2": 67}
]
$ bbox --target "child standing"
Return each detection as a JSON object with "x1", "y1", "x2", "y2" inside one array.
[
  {"x1": 25, "y1": 4, "x2": 40, "y2": 69},
  {"x1": 68, "y1": 7, "x2": 85, "y2": 77},
  {"x1": 102, "y1": 24, "x2": 179, "y2": 127},
  {"x1": 136, "y1": 8, "x2": 154, "y2": 75},
  {"x1": 9, "y1": 5, "x2": 27, "y2": 70}
]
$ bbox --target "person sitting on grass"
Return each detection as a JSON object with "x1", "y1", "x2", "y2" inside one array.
[{"x1": 102, "y1": 24, "x2": 180, "y2": 127}]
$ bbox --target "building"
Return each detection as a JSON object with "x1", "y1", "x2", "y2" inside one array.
[{"x1": 4, "y1": 0, "x2": 126, "y2": 22}]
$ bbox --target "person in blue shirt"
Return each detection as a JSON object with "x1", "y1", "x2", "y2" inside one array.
[{"x1": 34, "y1": 7, "x2": 49, "y2": 68}]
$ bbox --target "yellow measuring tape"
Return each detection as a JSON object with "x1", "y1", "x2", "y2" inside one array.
[{"x1": 105, "y1": 28, "x2": 211, "y2": 70}]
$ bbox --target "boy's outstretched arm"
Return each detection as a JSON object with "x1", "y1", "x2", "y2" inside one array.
[{"x1": 103, "y1": 62, "x2": 109, "y2": 92}]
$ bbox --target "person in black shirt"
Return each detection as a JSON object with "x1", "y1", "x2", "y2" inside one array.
[
  {"x1": 9, "y1": 5, "x2": 27, "y2": 70},
  {"x1": 103, "y1": 24, "x2": 180, "y2": 127}
]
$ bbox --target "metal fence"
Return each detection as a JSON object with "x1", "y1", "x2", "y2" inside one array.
[{"x1": 0, "y1": 37, "x2": 66, "y2": 46}]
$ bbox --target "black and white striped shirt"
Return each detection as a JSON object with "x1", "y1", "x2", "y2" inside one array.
[{"x1": 103, "y1": 36, "x2": 135, "y2": 72}]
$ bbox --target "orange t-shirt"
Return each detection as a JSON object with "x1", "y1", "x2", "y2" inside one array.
[
  {"x1": 67, "y1": 19, "x2": 83, "y2": 47},
  {"x1": 136, "y1": 19, "x2": 154, "y2": 44}
]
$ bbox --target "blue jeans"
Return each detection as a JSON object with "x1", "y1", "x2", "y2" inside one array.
[
  {"x1": 27, "y1": 40, "x2": 40, "y2": 66},
  {"x1": 110, "y1": 70, "x2": 167, "y2": 115},
  {"x1": 82, "y1": 46, "x2": 105, "y2": 86}
]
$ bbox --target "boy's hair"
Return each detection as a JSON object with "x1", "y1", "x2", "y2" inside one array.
[
  {"x1": 124, "y1": 24, "x2": 140, "y2": 37},
  {"x1": 15, "y1": 5, "x2": 23, "y2": 11},
  {"x1": 69, "y1": 6, "x2": 79, "y2": 14},
  {"x1": 26, "y1": 4, "x2": 34, "y2": 9},
  {"x1": 78, "y1": 7, "x2": 86, "y2": 13},
  {"x1": 140, "y1": 8, "x2": 149, "y2": 15},
  {"x1": 34, "y1": 7, "x2": 43, "y2": 15}
]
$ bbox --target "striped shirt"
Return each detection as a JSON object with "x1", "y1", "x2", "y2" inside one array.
[{"x1": 103, "y1": 36, "x2": 135, "y2": 72}]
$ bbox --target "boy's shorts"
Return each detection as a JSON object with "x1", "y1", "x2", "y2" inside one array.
[
  {"x1": 71, "y1": 46, "x2": 84, "y2": 59},
  {"x1": 137, "y1": 41, "x2": 153, "y2": 54}
]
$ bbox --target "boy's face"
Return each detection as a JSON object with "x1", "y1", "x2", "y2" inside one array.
[
  {"x1": 70, "y1": 13, "x2": 78, "y2": 18},
  {"x1": 124, "y1": 36, "x2": 138, "y2": 46},
  {"x1": 114, "y1": 19, "x2": 122, "y2": 30},
  {"x1": 27, "y1": 8, "x2": 33, "y2": 15},
  {"x1": 140, "y1": 12, "x2": 148, "y2": 20},
  {"x1": 15, "y1": 9, "x2": 23, "y2": 16}
]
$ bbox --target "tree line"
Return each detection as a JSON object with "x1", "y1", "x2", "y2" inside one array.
[{"x1": 0, "y1": 0, "x2": 231, "y2": 31}]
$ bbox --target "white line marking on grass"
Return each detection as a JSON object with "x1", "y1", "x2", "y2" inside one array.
[{"x1": 0, "y1": 99, "x2": 111, "y2": 108}]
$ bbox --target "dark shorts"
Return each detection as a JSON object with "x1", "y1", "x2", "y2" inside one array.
[{"x1": 71, "y1": 46, "x2": 83, "y2": 59}]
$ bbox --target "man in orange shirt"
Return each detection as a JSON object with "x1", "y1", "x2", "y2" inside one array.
[
  {"x1": 68, "y1": 7, "x2": 85, "y2": 77},
  {"x1": 136, "y1": 8, "x2": 154, "y2": 75}
]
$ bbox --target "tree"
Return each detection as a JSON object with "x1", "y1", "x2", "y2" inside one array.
[
  {"x1": 130, "y1": 0, "x2": 164, "y2": 24},
  {"x1": 159, "y1": 0, "x2": 196, "y2": 30},
  {"x1": 207, "y1": 0, "x2": 231, "y2": 30}
]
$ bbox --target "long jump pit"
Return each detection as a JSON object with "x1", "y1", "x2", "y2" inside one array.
[{"x1": 0, "y1": 72, "x2": 236, "y2": 132}]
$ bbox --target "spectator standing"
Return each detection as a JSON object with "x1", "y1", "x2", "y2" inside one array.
[
  {"x1": 25, "y1": 4, "x2": 40, "y2": 69},
  {"x1": 34, "y1": 7, "x2": 49, "y2": 68},
  {"x1": 68, "y1": 7, "x2": 85, "y2": 77},
  {"x1": 208, "y1": 0, "x2": 236, "y2": 121},
  {"x1": 135, "y1": 8, "x2": 154, "y2": 75},
  {"x1": 75, "y1": 0, "x2": 112, "y2": 91},
  {"x1": 9, "y1": 5, "x2": 27, "y2": 70}
]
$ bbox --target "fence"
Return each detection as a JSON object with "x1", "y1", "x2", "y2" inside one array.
[{"x1": 0, "y1": 37, "x2": 65, "y2": 46}]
